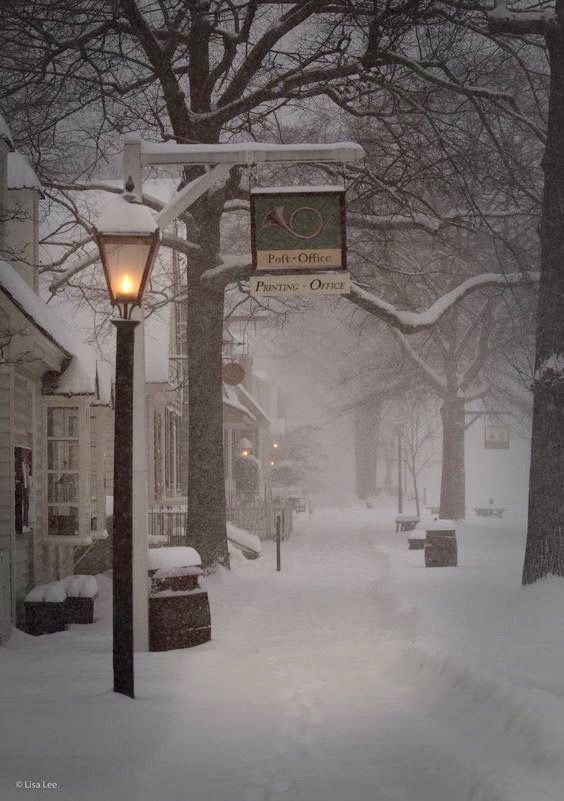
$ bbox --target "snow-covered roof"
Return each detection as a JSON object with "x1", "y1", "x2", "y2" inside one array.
[
  {"x1": 7, "y1": 152, "x2": 42, "y2": 193},
  {"x1": 0, "y1": 260, "x2": 110, "y2": 399},
  {"x1": 0, "y1": 112, "x2": 13, "y2": 148},
  {"x1": 236, "y1": 384, "x2": 271, "y2": 425},
  {"x1": 223, "y1": 384, "x2": 256, "y2": 421},
  {"x1": 55, "y1": 342, "x2": 112, "y2": 401},
  {"x1": 0, "y1": 260, "x2": 75, "y2": 355}
]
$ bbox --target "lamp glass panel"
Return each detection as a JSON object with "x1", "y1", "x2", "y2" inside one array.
[{"x1": 103, "y1": 240, "x2": 152, "y2": 302}]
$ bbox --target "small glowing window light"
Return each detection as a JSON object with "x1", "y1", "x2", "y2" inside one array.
[{"x1": 240, "y1": 449, "x2": 249, "y2": 458}]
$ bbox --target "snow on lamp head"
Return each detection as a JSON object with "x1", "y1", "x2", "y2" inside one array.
[{"x1": 95, "y1": 191, "x2": 160, "y2": 319}]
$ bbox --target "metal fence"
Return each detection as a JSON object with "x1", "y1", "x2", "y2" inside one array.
[
  {"x1": 148, "y1": 498, "x2": 293, "y2": 546},
  {"x1": 148, "y1": 510, "x2": 188, "y2": 546}
]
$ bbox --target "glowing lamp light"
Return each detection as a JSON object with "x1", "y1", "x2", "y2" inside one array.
[
  {"x1": 95, "y1": 192, "x2": 160, "y2": 318},
  {"x1": 238, "y1": 437, "x2": 253, "y2": 459},
  {"x1": 272, "y1": 441, "x2": 279, "y2": 449},
  {"x1": 270, "y1": 461, "x2": 275, "y2": 467}
]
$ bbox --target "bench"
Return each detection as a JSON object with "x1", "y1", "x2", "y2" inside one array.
[
  {"x1": 475, "y1": 507, "x2": 505, "y2": 518},
  {"x1": 408, "y1": 537, "x2": 425, "y2": 550},
  {"x1": 395, "y1": 514, "x2": 420, "y2": 533}
]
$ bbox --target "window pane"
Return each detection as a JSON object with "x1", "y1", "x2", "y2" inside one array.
[
  {"x1": 48, "y1": 473, "x2": 79, "y2": 504},
  {"x1": 47, "y1": 407, "x2": 79, "y2": 438},
  {"x1": 48, "y1": 441, "x2": 79, "y2": 471},
  {"x1": 48, "y1": 506, "x2": 79, "y2": 536}
]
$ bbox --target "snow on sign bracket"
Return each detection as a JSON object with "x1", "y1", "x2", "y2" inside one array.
[
  {"x1": 251, "y1": 186, "x2": 346, "y2": 271},
  {"x1": 250, "y1": 272, "x2": 351, "y2": 297}
]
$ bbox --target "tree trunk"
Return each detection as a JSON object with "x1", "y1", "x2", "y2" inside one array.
[
  {"x1": 522, "y1": 16, "x2": 564, "y2": 584},
  {"x1": 184, "y1": 190, "x2": 230, "y2": 571},
  {"x1": 439, "y1": 396, "x2": 465, "y2": 520},
  {"x1": 354, "y1": 407, "x2": 378, "y2": 499},
  {"x1": 383, "y1": 439, "x2": 394, "y2": 493},
  {"x1": 412, "y1": 455, "x2": 421, "y2": 518}
]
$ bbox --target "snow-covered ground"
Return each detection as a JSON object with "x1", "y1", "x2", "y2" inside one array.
[{"x1": 2, "y1": 506, "x2": 564, "y2": 801}]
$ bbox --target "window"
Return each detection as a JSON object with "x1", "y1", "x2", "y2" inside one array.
[
  {"x1": 154, "y1": 410, "x2": 163, "y2": 500},
  {"x1": 47, "y1": 407, "x2": 80, "y2": 536},
  {"x1": 14, "y1": 447, "x2": 32, "y2": 535},
  {"x1": 164, "y1": 409, "x2": 178, "y2": 496},
  {"x1": 90, "y1": 409, "x2": 99, "y2": 532}
]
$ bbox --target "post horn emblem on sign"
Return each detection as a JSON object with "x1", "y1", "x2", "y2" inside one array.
[{"x1": 261, "y1": 205, "x2": 332, "y2": 240}]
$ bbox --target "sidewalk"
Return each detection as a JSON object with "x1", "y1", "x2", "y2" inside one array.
[{"x1": 1, "y1": 506, "x2": 563, "y2": 801}]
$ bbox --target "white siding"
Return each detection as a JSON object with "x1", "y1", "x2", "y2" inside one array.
[
  {"x1": 0, "y1": 366, "x2": 14, "y2": 632},
  {"x1": 13, "y1": 371, "x2": 33, "y2": 609}
]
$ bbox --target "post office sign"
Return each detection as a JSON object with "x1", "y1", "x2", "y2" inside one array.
[{"x1": 251, "y1": 186, "x2": 346, "y2": 271}]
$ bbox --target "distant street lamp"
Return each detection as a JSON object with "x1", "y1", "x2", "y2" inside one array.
[
  {"x1": 394, "y1": 421, "x2": 404, "y2": 515},
  {"x1": 95, "y1": 191, "x2": 160, "y2": 698},
  {"x1": 238, "y1": 437, "x2": 253, "y2": 459}
]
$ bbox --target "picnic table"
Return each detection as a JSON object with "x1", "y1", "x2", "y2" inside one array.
[{"x1": 474, "y1": 507, "x2": 505, "y2": 518}]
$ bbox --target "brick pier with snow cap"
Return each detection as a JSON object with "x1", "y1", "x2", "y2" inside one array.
[
  {"x1": 424, "y1": 519, "x2": 458, "y2": 567},
  {"x1": 147, "y1": 547, "x2": 211, "y2": 651}
]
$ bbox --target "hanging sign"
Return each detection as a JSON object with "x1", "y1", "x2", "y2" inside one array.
[
  {"x1": 251, "y1": 186, "x2": 346, "y2": 271},
  {"x1": 222, "y1": 361, "x2": 245, "y2": 385},
  {"x1": 484, "y1": 422, "x2": 510, "y2": 449},
  {"x1": 250, "y1": 272, "x2": 351, "y2": 297}
]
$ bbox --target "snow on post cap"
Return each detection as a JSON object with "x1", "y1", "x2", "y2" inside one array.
[
  {"x1": 426, "y1": 519, "x2": 457, "y2": 531},
  {"x1": 44, "y1": 582, "x2": 67, "y2": 602},
  {"x1": 25, "y1": 584, "x2": 49, "y2": 602},
  {"x1": 147, "y1": 546, "x2": 202, "y2": 571},
  {"x1": 25, "y1": 581, "x2": 67, "y2": 603},
  {"x1": 63, "y1": 574, "x2": 98, "y2": 598},
  {"x1": 95, "y1": 194, "x2": 158, "y2": 235}
]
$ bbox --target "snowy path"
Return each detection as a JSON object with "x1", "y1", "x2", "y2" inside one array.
[{"x1": 1, "y1": 508, "x2": 563, "y2": 801}]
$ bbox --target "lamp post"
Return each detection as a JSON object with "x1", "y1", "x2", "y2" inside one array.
[{"x1": 95, "y1": 191, "x2": 160, "y2": 698}]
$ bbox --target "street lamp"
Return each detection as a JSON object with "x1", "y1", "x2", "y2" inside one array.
[
  {"x1": 95, "y1": 191, "x2": 160, "y2": 698},
  {"x1": 238, "y1": 437, "x2": 253, "y2": 459}
]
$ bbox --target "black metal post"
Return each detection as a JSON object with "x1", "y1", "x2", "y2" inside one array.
[
  {"x1": 276, "y1": 513, "x2": 281, "y2": 572},
  {"x1": 112, "y1": 319, "x2": 138, "y2": 698},
  {"x1": 397, "y1": 431, "x2": 403, "y2": 515}
]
